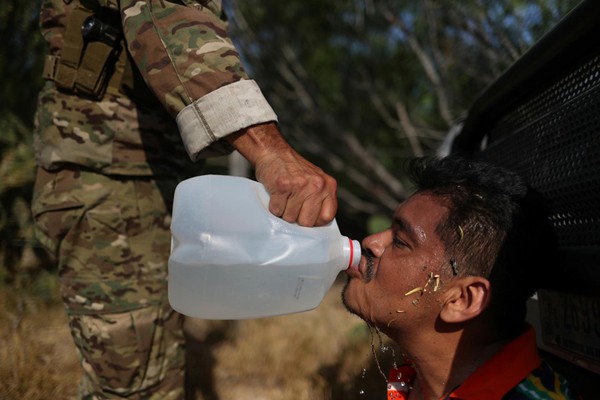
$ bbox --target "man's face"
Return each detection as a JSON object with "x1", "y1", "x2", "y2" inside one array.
[{"x1": 342, "y1": 192, "x2": 450, "y2": 331}]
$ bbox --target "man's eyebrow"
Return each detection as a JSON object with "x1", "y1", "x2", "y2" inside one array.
[{"x1": 393, "y1": 215, "x2": 418, "y2": 242}]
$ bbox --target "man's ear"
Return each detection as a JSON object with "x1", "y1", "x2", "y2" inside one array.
[{"x1": 439, "y1": 277, "x2": 491, "y2": 323}]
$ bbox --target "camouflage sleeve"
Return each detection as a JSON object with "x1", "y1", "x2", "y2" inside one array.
[{"x1": 120, "y1": 0, "x2": 277, "y2": 159}]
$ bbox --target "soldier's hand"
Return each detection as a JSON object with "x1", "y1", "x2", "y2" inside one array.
[
  {"x1": 254, "y1": 146, "x2": 337, "y2": 227},
  {"x1": 226, "y1": 122, "x2": 338, "y2": 227}
]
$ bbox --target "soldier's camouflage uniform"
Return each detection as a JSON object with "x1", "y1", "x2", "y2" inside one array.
[{"x1": 32, "y1": 0, "x2": 277, "y2": 398}]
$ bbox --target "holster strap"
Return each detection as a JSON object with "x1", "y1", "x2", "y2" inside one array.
[
  {"x1": 44, "y1": 3, "x2": 133, "y2": 99},
  {"x1": 74, "y1": 41, "x2": 115, "y2": 97},
  {"x1": 54, "y1": 7, "x2": 93, "y2": 90}
]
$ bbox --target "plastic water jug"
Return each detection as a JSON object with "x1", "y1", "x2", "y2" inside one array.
[{"x1": 168, "y1": 174, "x2": 361, "y2": 320}]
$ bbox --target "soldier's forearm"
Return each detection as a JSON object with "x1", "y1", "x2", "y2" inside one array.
[{"x1": 224, "y1": 122, "x2": 294, "y2": 167}]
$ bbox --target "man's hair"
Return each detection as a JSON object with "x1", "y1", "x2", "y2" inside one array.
[{"x1": 405, "y1": 156, "x2": 557, "y2": 337}]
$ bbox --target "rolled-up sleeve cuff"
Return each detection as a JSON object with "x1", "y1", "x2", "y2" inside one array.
[{"x1": 176, "y1": 79, "x2": 278, "y2": 160}]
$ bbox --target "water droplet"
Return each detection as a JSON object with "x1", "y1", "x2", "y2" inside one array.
[
  {"x1": 359, "y1": 389, "x2": 365, "y2": 395},
  {"x1": 367, "y1": 324, "x2": 397, "y2": 382}
]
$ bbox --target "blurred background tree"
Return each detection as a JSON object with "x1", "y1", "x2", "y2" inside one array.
[
  {"x1": 0, "y1": 1, "x2": 49, "y2": 292},
  {"x1": 0, "y1": 0, "x2": 582, "y2": 283},
  {"x1": 225, "y1": 0, "x2": 581, "y2": 236}
]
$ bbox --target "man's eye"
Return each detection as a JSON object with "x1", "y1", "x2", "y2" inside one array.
[{"x1": 393, "y1": 237, "x2": 407, "y2": 248}]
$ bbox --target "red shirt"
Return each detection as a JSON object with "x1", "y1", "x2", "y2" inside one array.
[
  {"x1": 448, "y1": 326, "x2": 540, "y2": 399},
  {"x1": 388, "y1": 326, "x2": 580, "y2": 400}
]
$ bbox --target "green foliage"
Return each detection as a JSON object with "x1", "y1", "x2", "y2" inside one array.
[
  {"x1": 0, "y1": 1, "x2": 46, "y2": 119},
  {"x1": 366, "y1": 214, "x2": 392, "y2": 236},
  {"x1": 0, "y1": 112, "x2": 42, "y2": 287},
  {"x1": 0, "y1": 0, "x2": 47, "y2": 284},
  {"x1": 227, "y1": 0, "x2": 581, "y2": 235}
]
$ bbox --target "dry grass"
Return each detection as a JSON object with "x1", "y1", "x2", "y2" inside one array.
[
  {"x1": 0, "y1": 276, "x2": 400, "y2": 400},
  {"x1": 0, "y1": 283, "x2": 80, "y2": 399}
]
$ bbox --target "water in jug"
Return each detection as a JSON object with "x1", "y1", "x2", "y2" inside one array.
[{"x1": 168, "y1": 174, "x2": 361, "y2": 319}]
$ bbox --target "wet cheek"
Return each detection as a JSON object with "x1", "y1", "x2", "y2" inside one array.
[
  {"x1": 378, "y1": 263, "x2": 414, "y2": 294},
  {"x1": 344, "y1": 280, "x2": 371, "y2": 312},
  {"x1": 373, "y1": 281, "x2": 406, "y2": 310}
]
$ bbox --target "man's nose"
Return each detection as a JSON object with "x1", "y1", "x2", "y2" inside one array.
[{"x1": 362, "y1": 230, "x2": 390, "y2": 258}]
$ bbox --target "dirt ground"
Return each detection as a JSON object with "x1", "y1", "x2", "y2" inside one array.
[{"x1": 0, "y1": 277, "x2": 399, "y2": 400}]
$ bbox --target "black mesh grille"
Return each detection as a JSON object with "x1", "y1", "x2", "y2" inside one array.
[
  {"x1": 477, "y1": 47, "x2": 600, "y2": 286},
  {"x1": 480, "y1": 54, "x2": 600, "y2": 250},
  {"x1": 451, "y1": 1, "x2": 600, "y2": 376},
  {"x1": 488, "y1": 55, "x2": 600, "y2": 143},
  {"x1": 465, "y1": 43, "x2": 600, "y2": 288}
]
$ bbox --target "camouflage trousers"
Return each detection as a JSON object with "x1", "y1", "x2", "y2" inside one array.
[{"x1": 32, "y1": 167, "x2": 186, "y2": 399}]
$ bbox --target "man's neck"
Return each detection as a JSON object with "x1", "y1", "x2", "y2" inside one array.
[{"x1": 398, "y1": 331, "x2": 511, "y2": 400}]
